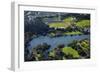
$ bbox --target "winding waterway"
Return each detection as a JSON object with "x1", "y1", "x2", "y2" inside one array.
[{"x1": 27, "y1": 35, "x2": 90, "y2": 53}]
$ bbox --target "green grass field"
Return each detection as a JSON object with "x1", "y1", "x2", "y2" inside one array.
[
  {"x1": 49, "y1": 17, "x2": 73, "y2": 28},
  {"x1": 76, "y1": 20, "x2": 90, "y2": 28},
  {"x1": 62, "y1": 47, "x2": 80, "y2": 58},
  {"x1": 63, "y1": 17, "x2": 74, "y2": 23},
  {"x1": 63, "y1": 31, "x2": 83, "y2": 35},
  {"x1": 49, "y1": 22, "x2": 66, "y2": 28}
]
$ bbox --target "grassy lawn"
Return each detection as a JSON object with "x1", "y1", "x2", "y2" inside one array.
[
  {"x1": 62, "y1": 47, "x2": 80, "y2": 58},
  {"x1": 49, "y1": 17, "x2": 73, "y2": 28},
  {"x1": 49, "y1": 22, "x2": 65, "y2": 28},
  {"x1": 76, "y1": 20, "x2": 90, "y2": 28},
  {"x1": 63, "y1": 31, "x2": 83, "y2": 35},
  {"x1": 63, "y1": 17, "x2": 74, "y2": 23}
]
